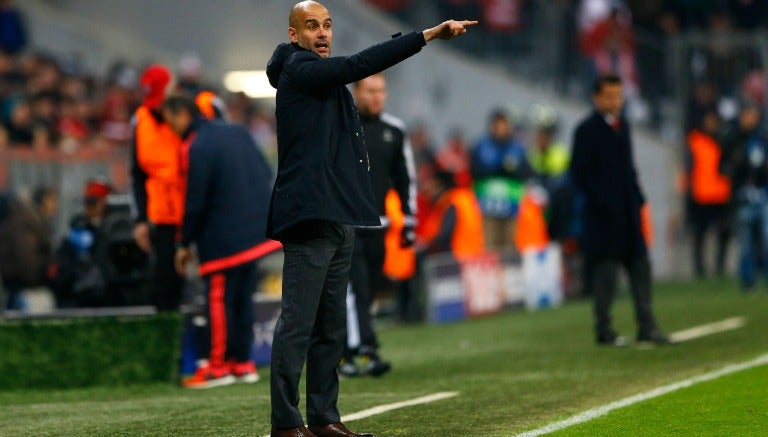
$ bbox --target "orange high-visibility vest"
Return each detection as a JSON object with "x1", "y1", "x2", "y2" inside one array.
[
  {"x1": 688, "y1": 129, "x2": 731, "y2": 205},
  {"x1": 514, "y1": 193, "x2": 549, "y2": 252},
  {"x1": 135, "y1": 105, "x2": 185, "y2": 225},
  {"x1": 382, "y1": 190, "x2": 416, "y2": 280},
  {"x1": 195, "y1": 91, "x2": 218, "y2": 119},
  {"x1": 135, "y1": 95, "x2": 220, "y2": 225},
  {"x1": 421, "y1": 187, "x2": 484, "y2": 260}
]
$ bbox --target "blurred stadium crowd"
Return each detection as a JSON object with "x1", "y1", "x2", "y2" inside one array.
[{"x1": 1, "y1": 0, "x2": 767, "y2": 313}]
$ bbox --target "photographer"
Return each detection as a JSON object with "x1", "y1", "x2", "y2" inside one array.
[{"x1": 53, "y1": 179, "x2": 148, "y2": 308}]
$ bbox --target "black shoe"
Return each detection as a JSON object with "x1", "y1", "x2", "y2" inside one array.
[
  {"x1": 337, "y1": 359, "x2": 362, "y2": 378},
  {"x1": 637, "y1": 331, "x2": 674, "y2": 345},
  {"x1": 360, "y1": 354, "x2": 391, "y2": 377}
]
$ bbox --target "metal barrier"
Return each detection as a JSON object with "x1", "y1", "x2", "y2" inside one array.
[{"x1": 0, "y1": 147, "x2": 131, "y2": 238}]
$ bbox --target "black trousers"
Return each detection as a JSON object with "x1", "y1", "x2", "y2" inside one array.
[
  {"x1": 690, "y1": 203, "x2": 731, "y2": 277},
  {"x1": 345, "y1": 229, "x2": 386, "y2": 356},
  {"x1": 270, "y1": 221, "x2": 354, "y2": 428},
  {"x1": 149, "y1": 224, "x2": 184, "y2": 311},
  {"x1": 588, "y1": 254, "x2": 658, "y2": 340},
  {"x1": 201, "y1": 262, "x2": 258, "y2": 368}
]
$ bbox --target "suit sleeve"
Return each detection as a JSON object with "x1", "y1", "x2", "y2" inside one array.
[
  {"x1": 130, "y1": 127, "x2": 149, "y2": 223},
  {"x1": 285, "y1": 31, "x2": 425, "y2": 92},
  {"x1": 569, "y1": 124, "x2": 609, "y2": 212},
  {"x1": 181, "y1": 139, "x2": 214, "y2": 247},
  {"x1": 392, "y1": 134, "x2": 417, "y2": 222}
]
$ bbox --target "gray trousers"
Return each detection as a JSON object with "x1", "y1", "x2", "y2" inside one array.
[
  {"x1": 590, "y1": 254, "x2": 658, "y2": 340},
  {"x1": 270, "y1": 221, "x2": 354, "y2": 428}
]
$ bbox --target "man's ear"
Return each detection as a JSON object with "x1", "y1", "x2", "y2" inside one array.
[{"x1": 288, "y1": 27, "x2": 298, "y2": 43}]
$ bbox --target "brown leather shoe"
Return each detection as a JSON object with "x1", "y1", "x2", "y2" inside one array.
[
  {"x1": 271, "y1": 425, "x2": 317, "y2": 437},
  {"x1": 308, "y1": 422, "x2": 374, "y2": 437}
]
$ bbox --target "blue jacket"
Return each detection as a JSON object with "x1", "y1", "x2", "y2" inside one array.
[
  {"x1": 181, "y1": 119, "x2": 279, "y2": 275},
  {"x1": 471, "y1": 136, "x2": 533, "y2": 181},
  {"x1": 265, "y1": 31, "x2": 426, "y2": 239}
]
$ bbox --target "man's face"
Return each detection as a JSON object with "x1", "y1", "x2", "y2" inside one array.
[
  {"x1": 354, "y1": 75, "x2": 387, "y2": 117},
  {"x1": 289, "y1": 2, "x2": 333, "y2": 58},
  {"x1": 593, "y1": 83, "x2": 624, "y2": 118},
  {"x1": 490, "y1": 117, "x2": 511, "y2": 142},
  {"x1": 740, "y1": 107, "x2": 761, "y2": 132},
  {"x1": 85, "y1": 199, "x2": 107, "y2": 222},
  {"x1": 162, "y1": 108, "x2": 192, "y2": 136}
]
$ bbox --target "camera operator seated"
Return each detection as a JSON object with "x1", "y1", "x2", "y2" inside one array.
[{"x1": 54, "y1": 179, "x2": 146, "y2": 308}]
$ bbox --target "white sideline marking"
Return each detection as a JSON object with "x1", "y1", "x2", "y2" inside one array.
[
  {"x1": 341, "y1": 391, "x2": 458, "y2": 422},
  {"x1": 669, "y1": 317, "x2": 746, "y2": 343},
  {"x1": 262, "y1": 391, "x2": 458, "y2": 436},
  {"x1": 516, "y1": 352, "x2": 768, "y2": 436}
]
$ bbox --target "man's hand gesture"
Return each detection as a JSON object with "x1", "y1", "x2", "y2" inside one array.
[{"x1": 423, "y1": 20, "x2": 478, "y2": 42}]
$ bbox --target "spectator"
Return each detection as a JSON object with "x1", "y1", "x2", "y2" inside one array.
[
  {"x1": 409, "y1": 122, "x2": 439, "y2": 237},
  {"x1": 723, "y1": 103, "x2": 768, "y2": 289},
  {"x1": 0, "y1": 186, "x2": 55, "y2": 311},
  {"x1": 527, "y1": 105, "x2": 570, "y2": 190},
  {"x1": 417, "y1": 167, "x2": 484, "y2": 260},
  {"x1": 436, "y1": 128, "x2": 472, "y2": 187},
  {"x1": 99, "y1": 64, "x2": 137, "y2": 144},
  {"x1": 471, "y1": 108, "x2": 533, "y2": 250},
  {"x1": 0, "y1": 0, "x2": 27, "y2": 55},
  {"x1": 579, "y1": 4, "x2": 640, "y2": 99},
  {"x1": 477, "y1": 0, "x2": 530, "y2": 57},
  {"x1": 685, "y1": 109, "x2": 731, "y2": 278},
  {"x1": 53, "y1": 179, "x2": 113, "y2": 308}
]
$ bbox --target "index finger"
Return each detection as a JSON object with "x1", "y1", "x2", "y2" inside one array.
[{"x1": 460, "y1": 20, "x2": 479, "y2": 27}]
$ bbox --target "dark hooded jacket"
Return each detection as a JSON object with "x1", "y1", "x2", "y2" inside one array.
[{"x1": 265, "y1": 31, "x2": 426, "y2": 239}]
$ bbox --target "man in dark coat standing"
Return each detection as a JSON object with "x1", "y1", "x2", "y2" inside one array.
[
  {"x1": 265, "y1": 2, "x2": 476, "y2": 436},
  {"x1": 570, "y1": 75, "x2": 670, "y2": 347},
  {"x1": 162, "y1": 95, "x2": 281, "y2": 389}
]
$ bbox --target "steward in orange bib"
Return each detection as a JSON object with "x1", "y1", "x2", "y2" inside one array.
[
  {"x1": 684, "y1": 109, "x2": 731, "y2": 278},
  {"x1": 130, "y1": 64, "x2": 226, "y2": 311},
  {"x1": 418, "y1": 168, "x2": 484, "y2": 260}
]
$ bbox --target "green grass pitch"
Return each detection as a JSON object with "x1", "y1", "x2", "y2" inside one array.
[{"x1": 1, "y1": 278, "x2": 766, "y2": 436}]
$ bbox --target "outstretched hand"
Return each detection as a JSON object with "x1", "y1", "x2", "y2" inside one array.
[{"x1": 423, "y1": 20, "x2": 478, "y2": 42}]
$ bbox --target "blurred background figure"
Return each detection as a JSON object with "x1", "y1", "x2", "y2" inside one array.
[
  {"x1": 417, "y1": 167, "x2": 484, "y2": 261},
  {"x1": 436, "y1": 127, "x2": 472, "y2": 188},
  {"x1": 54, "y1": 179, "x2": 110, "y2": 308},
  {"x1": 684, "y1": 108, "x2": 731, "y2": 279},
  {"x1": 54, "y1": 178, "x2": 149, "y2": 308},
  {"x1": 340, "y1": 73, "x2": 416, "y2": 379},
  {"x1": 527, "y1": 104, "x2": 570, "y2": 191},
  {"x1": 724, "y1": 103, "x2": 768, "y2": 290},
  {"x1": 0, "y1": 0, "x2": 27, "y2": 55},
  {"x1": 471, "y1": 108, "x2": 533, "y2": 251},
  {"x1": 0, "y1": 185, "x2": 56, "y2": 311},
  {"x1": 570, "y1": 75, "x2": 668, "y2": 346}
]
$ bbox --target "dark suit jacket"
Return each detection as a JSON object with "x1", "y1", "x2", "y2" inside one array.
[
  {"x1": 181, "y1": 119, "x2": 275, "y2": 267},
  {"x1": 569, "y1": 111, "x2": 646, "y2": 258},
  {"x1": 265, "y1": 32, "x2": 426, "y2": 239}
]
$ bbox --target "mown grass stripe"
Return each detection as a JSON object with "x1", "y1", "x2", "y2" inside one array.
[
  {"x1": 669, "y1": 316, "x2": 746, "y2": 343},
  {"x1": 516, "y1": 352, "x2": 768, "y2": 436}
]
